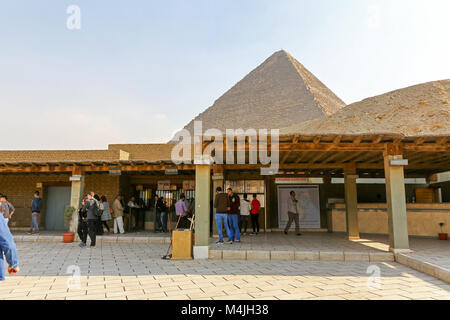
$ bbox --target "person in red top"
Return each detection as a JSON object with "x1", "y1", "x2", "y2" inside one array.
[{"x1": 250, "y1": 194, "x2": 261, "y2": 235}]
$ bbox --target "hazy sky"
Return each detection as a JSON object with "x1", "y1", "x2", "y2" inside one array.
[{"x1": 0, "y1": 0, "x2": 449, "y2": 150}]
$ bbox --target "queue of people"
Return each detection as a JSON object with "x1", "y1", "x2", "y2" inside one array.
[{"x1": 213, "y1": 187, "x2": 263, "y2": 245}]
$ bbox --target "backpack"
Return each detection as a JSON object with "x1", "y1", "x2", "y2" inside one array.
[{"x1": 92, "y1": 199, "x2": 104, "y2": 218}]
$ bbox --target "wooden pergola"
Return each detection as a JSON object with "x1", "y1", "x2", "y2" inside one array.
[{"x1": 1, "y1": 133, "x2": 449, "y2": 258}]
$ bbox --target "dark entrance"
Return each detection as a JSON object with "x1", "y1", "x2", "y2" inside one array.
[{"x1": 45, "y1": 186, "x2": 71, "y2": 230}]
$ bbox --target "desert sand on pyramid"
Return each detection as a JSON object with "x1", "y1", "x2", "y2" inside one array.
[{"x1": 281, "y1": 79, "x2": 450, "y2": 137}]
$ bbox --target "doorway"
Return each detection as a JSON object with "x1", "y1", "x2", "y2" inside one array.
[{"x1": 45, "y1": 186, "x2": 71, "y2": 230}]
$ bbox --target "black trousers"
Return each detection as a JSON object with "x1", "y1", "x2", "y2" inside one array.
[
  {"x1": 251, "y1": 214, "x2": 260, "y2": 233},
  {"x1": 96, "y1": 217, "x2": 103, "y2": 235},
  {"x1": 102, "y1": 221, "x2": 110, "y2": 232},
  {"x1": 155, "y1": 211, "x2": 162, "y2": 231},
  {"x1": 87, "y1": 219, "x2": 97, "y2": 246},
  {"x1": 239, "y1": 215, "x2": 249, "y2": 233},
  {"x1": 178, "y1": 215, "x2": 189, "y2": 229},
  {"x1": 78, "y1": 220, "x2": 88, "y2": 243}
]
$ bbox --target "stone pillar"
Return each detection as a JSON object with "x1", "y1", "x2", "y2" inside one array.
[
  {"x1": 384, "y1": 147, "x2": 410, "y2": 252},
  {"x1": 321, "y1": 176, "x2": 332, "y2": 232},
  {"x1": 69, "y1": 168, "x2": 85, "y2": 233},
  {"x1": 344, "y1": 165, "x2": 359, "y2": 240},
  {"x1": 194, "y1": 164, "x2": 211, "y2": 259},
  {"x1": 212, "y1": 165, "x2": 224, "y2": 237}
]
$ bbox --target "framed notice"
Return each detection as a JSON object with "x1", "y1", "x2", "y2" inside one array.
[
  {"x1": 183, "y1": 180, "x2": 195, "y2": 190},
  {"x1": 157, "y1": 180, "x2": 170, "y2": 191}
]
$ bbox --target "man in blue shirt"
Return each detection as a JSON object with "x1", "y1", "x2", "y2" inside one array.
[{"x1": 0, "y1": 216, "x2": 19, "y2": 280}]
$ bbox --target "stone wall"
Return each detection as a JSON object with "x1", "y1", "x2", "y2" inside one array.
[{"x1": 0, "y1": 173, "x2": 119, "y2": 229}]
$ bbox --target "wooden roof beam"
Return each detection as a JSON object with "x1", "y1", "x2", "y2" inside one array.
[{"x1": 333, "y1": 135, "x2": 342, "y2": 145}]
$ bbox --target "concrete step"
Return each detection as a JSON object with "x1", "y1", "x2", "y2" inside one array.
[
  {"x1": 14, "y1": 234, "x2": 171, "y2": 244},
  {"x1": 209, "y1": 249, "x2": 394, "y2": 262},
  {"x1": 395, "y1": 253, "x2": 450, "y2": 284}
]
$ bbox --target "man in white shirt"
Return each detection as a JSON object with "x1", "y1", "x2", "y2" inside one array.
[
  {"x1": 284, "y1": 191, "x2": 302, "y2": 236},
  {"x1": 239, "y1": 194, "x2": 252, "y2": 235}
]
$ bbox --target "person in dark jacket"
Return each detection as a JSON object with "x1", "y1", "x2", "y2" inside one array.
[
  {"x1": 94, "y1": 194, "x2": 104, "y2": 235},
  {"x1": 28, "y1": 191, "x2": 42, "y2": 234},
  {"x1": 0, "y1": 216, "x2": 19, "y2": 280},
  {"x1": 82, "y1": 192, "x2": 99, "y2": 247},
  {"x1": 154, "y1": 195, "x2": 163, "y2": 232},
  {"x1": 214, "y1": 187, "x2": 232, "y2": 244},
  {"x1": 227, "y1": 188, "x2": 241, "y2": 243},
  {"x1": 159, "y1": 197, "x2": 168, "y2": 233},
  {"x1": 77, "y1": 198, "x2": 88, "y2": 247}
]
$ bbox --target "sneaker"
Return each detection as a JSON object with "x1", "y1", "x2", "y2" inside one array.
[
  {"x1": 216, "y1": 240, "x2": 224, "y2": 245},
  {"x1": 296, "y1": 233, "x2": 302, "y2": 236},
  {"x1": 90, "y1": 244, "x2": 96, "y2": 248},
  {"x1": 235, "y1": 240, "x2": 241, "y2": 243},
  {"x1": 27, "y1": 232, "x2": 33, "y2": 235},
  {"x1": 226, "y1": 240, "x2": 233, "y2": 244},
  {"x1": 284, "y1": 231, "x2": 288, "y2": 235},
  {"x1": 250, "y1": 232, "x2": 256, "y2": 236},
  {"x1": 79, "y1": 242, "x2": 86, "y2": 248}
]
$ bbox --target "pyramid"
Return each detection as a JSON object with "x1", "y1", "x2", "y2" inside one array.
[{"x1": 173, "y1": 50, "x2": 345, "y2": 140}]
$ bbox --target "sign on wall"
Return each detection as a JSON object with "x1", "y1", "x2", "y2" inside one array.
[
  {"x1": 157, "y1": 180, "x2": 171, "y2": 191},
  {"x1": 183, "y1": 180, "x2": 195, "y2": 190},
  {"x1": 277, "y1": 185, "x2": 321, "y2": 229},
  {"x1": 165, "y1": 167, "x2": 178, "y2": 175}
]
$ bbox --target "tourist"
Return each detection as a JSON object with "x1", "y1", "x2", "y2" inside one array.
[
  {"x1": 154, "y1": 195, "x2": 163, "y2": 232},
  {"x1": 175, "y1": 194, "x2": 189, "y2": 229},
  {"x1": 127, "y1": 196, "x2": 140, "y2": 230},
  {"x1": 93, "y1": 194, "x2": 104, "y2": 235},
  {"x1": 0, "y1": 216, "x2": 19, "y2": 281},
  {"x1": 100, "y1": 195, "x2": 112, "y2": 233},
  {"x1": 160, "y1": 196, "x2": 168, "y2": 232},
  {"x1": 239, "y1": 193, "x2": 251, "y2": 235},
  {"x1": 78, "y1": 198, "x2": 88, "y2": 247},
  {"x1": 214, "y1": 187, "x2": 231, "y2": 244},
  {"x1": 188, "y1": 197, "x2": 195, "y2": 229},
  {"x1": 284, "y1": 191, "x2": 302, "y2": 236},
  {"x1": 82, "y1": 192, "x2": 99, "y2": 247},
  {"x1": 227, "y1": 188, "x2": 241, "y2": 243},
  {"x1": 28, "y1": 191, "x2": 42, "y2": 234},
  {"x1": 112, "y1": 195, "x2": 125, "y2": 234},
  {"x1": 0, "y1": 195, "x2": 15, "y2": 226},
  {"x1": 250, "y1": 194, "x2": 261, "y2": 235}
]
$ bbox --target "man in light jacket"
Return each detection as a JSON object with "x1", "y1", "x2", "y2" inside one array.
[
  {"x1": 239, "y1": 194, "x2": 252, "y2": 235},
  {"x1": 284, "y1": 191, "x2": 303, "y2": 236},
  {"x1": 112, "y1": 195, "x2": 125, "y2": 234}
]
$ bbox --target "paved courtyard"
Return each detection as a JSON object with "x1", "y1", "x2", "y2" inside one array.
[{"x1": 1, "y1": 242, "x2": 449, "y2": 300}]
